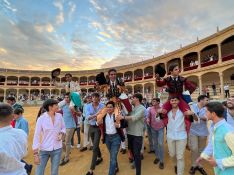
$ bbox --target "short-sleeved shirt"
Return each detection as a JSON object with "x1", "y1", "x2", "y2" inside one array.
[
  {"x1": 190, "y1": 103, "x2": 209, "y2": 137},
  {"x1": 61, "y1": 104, "x2": 76, "y2": 128}
]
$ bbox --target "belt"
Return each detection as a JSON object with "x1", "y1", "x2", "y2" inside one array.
[
  {"x1": 90, "y1": 124, "x2": 99, "y2": 128},
  {"x1": 106, "y1": 133, "x2": 118, "y2": 136}
]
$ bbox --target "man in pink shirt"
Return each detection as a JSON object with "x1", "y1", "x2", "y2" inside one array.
[
  {"x1": 147, "y1": 98, "x2": 165, "y2": 169},
  {"x1": 32, "y1": 99, "x2": 66, "y2": 175}
]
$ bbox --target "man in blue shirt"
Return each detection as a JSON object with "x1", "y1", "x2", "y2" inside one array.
[
  {"x1": 13, "y1": 108, "x2": 29, "y2": 135},
  {"x1": 59, "y1": 92, "x2": 77, "y2": 166},
  {"x1": 189, "y1": 95, "x2": 209, "y2": 175},
  {"x1": 86, "y1": 93, "x2": 104, "y2": 175}
]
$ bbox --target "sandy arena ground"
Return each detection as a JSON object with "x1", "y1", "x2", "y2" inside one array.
[{"x1": 23, "y1": 107, "x2": 214, "y2": 175}]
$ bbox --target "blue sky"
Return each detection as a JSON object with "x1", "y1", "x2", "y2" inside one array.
[{"x1": 0, "y1": 0, "x2": 234, "y2": 71}]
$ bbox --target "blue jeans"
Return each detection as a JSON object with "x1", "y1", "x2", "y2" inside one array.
[
  {"x1": 151, "y1": 127, "x2": 164, "y2": 163},
  {"x1": 105, "y1": 134, "x2": 121, "y2": 175},
  {"x1": 146, "y1": 124, "x2": 154, "y2": 151},
  {"x1": 35, "y1": 148, "x2": 62, "y2": 175}
]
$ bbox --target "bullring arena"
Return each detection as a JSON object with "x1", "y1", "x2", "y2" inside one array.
[{"x1": 1, "y1": 24, "x2": 234, "y2": 175}]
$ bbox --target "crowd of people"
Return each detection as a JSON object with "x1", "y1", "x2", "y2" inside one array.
[{"x1": 0, "y1": 65, "x2": 234, "y2": 175}]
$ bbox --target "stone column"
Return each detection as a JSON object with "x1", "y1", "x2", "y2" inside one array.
[
  {"x1": 198, "y1": 76, "x2": 202, "y2": 95},
  {"x1": 218, "y1": 43, "x2": 222, "y2": 64},
  {"x1": 198, "y1": 52, "x2": 201, "y2": 69},
  {"x1": 153, "y1": 84, "x2": 156, "y2": 97},
  {"x1": 180, "y1": 58, "x2": 184, "y2": 72},
  {"x1": 3, "y1": 89, "x2": 6, "y2": 102},
  {"x1": 142, "y1": 85, "x2": 145, "y2": 97},
  {"x1": 16, "y1": 89, "x2": 19, "y2": 101},
  {"x1": 219, "y1": 72, "x2": 224, "y2": 99}
]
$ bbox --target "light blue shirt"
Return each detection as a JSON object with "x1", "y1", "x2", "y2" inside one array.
[
  {"x1": 167, "y1": 109, "x2": 187, "y2": 140},
  {"x1": 86, "y1": 103, "x2": 105, "y2": 125},
  {"x1": 61, "y1": 104, "x2": 76, "y2": 128},
  {"x1": 0, "y1": 126, "x2": 27, "y2": 175},
  {"x1": 190, "y1": 103, "x2": 208, "y2": 136},
  {"x1": 227, "y1": 110, "x2": 234, "y2": 126},
  {"x1": 15, "y1": 116, "x2": 29, "y2": 135}
]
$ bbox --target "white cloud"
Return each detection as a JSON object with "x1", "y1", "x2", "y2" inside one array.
[
  {"x1": 68, "y1": 1, "x2": 76, "y2": 21},
  {"x1": 53, "y1": 1, "x2": 64, "y2": 25}
]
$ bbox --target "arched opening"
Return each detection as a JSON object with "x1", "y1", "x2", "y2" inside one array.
[
  {"x1": 125, "y1": 85, "x2": 133, "y2": 94},
  {"x1": 88, "y1": 76, "x2": 96, "y2": 85},
  {"x1": 0, "y1": 89, "x2": 4, "y2": 102},
  {"x1": 134, "y1": 84, "x2": 143, "y2": 93},
  {"x1": 221, "y1": 35, "x2": 234, "y2": 62},
  {"x1": 0, "y1": 75, "x2": 6, "y2": 85},
  {"x1": 18, "y1": 89, "x2": 29, "y2": 101},
  {"x1": 80, "y1": 76, "x2": 88, "y2": 85},
  {"x1": 51, "y1": 77, "x2": 60, "y2": 86},
  {"x1": 201, "y1": 72, "x2": 220, "y2": 98},
  {"x1": 134, "y1": 69, "x2": 143, "y2": 81},
  {"x1": 144, "y1": 66, "x2": 153, "y2": 79},
  {"x1": 7, "y1": 76, "x2": 18, "y2": 85},
  {"x1": 19, "y1": 76, "x2": 29, "y2": 86},
  {"x1": 167, "y1": 58, "x2": 181, "y2": 74},
  {"x1": 51, "y1": 89, "x2": 60, "y2": 98},
  {"x1": 117, "y1": 73, "x2": 124, "y2": 82},
  {"x1": 72, "y1": 77, "x2": 79, "y2": 82},
  {"x1": 41, "y1": 77, "x2": 51, "y2": 86},
  {"x1": 41, "y1": 89, "x2": 50, "y2": 100},
  {"x1": 124, "y1": 71, "x2": 133, "y2": 82},
  {"x1": 30, "y1": 89, "x2": 40, "y2": 100},
  {"x1": 31, "y1": 77, "x2": 40, "y2": 86},
  {"x1": 6, "y1": 89, "x2": 17, "y2": 99},
  {"x1": 183, "y1": 52, "x2": 198, "y2": 71},
  {"x1": 200, "y1": 44, "x2": 218, "y2": 67},
  {"x1": 144, "y1": 83, "x2": 154, "y2": 99},
  {"x1": 61, "y1": 77, "x2": 66, "y2": 83},
  {"x1": 186, "y1": 76, "x2": 199, "y2": 99},
  {"x1": 88, "y1": 88, "x2": 95, "y2": 93},
  {"x1": 223, "y1": 66, "x2": 234, "y2": 97}
]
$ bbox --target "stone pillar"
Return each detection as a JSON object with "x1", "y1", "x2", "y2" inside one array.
[
  {"x1": 142, "y1": 69, "x2": 144, "y2": 80},
  {"x1": 198, "y1": 52, "x2": 201, "y2": 69},
  {"x1": 16, "y1": 89, "x2": 19, "y2": 101},
  {"x1": 3, "y1": 89, "x2": 6, "y2": 102},
  {"x1": 219, "y1": 72, "x2": 224, "y2": 99},
  {"x1": 165, "y1": 62, "x2": 168, "y2": 75},
  {"x1": 198, "y1": 76, "x2": 202, "y2": 95},
  {"x1": 180, "y1": 58, "x2": 184, "y2": 72},
  {"x1": 218, "y1": 43, "x2": 222, "y2": 64},
  {"x1": 153, "y1": 84, "x2": 156, "y2": 97},
  {"x1": 29, "y1": 77, "x2": 31, "y2": 87},
  {"x1": 28, "y1": 89, "x2": 31, "y2": 100}
]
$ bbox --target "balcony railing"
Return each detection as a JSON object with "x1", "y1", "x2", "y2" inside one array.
[
  {"x1": 201, "y1": 59, "x2": 218, "y2": 67},
  {"x1": 7, "y1": 82, "x2": 17, "y2": 85},
  {"x1": 134, "y1": 77, "x2": 143, "y2": 81},
  {"x1": 124, "y1": 79, "x2": 132, "y2": 82},
  {"x1": 144, "y1": 75, "x2": 153, "y2": 79},
  {"x1": 88, "y1": 82, "x2": 96, "y2": 85},
  {"x1": 222, "y1": 54, "x2": 234, "y2": 62},
  {"x1": 80, "y1": 82, "x2": 87, "y2": 85},
  {"x1": 184, "y1": 65, "x2": 198, "y2": 71}
]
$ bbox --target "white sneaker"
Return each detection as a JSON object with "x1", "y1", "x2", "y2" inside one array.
[
  {"x1": 71, "y1": 145, "x2": 74, "y2": 148},
  {"x1": 77, "y1": 144, "x2": 81, "y2": 149}
]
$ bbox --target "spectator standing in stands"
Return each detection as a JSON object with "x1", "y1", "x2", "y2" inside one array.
[
  {"x1": 224, "y1": 83, "x2": 230, "y2": 98},
  {"x1": 212, "y1": 82, "x2": 216, "y2": 96}
]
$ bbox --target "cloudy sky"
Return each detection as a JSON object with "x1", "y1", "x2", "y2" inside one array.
[{"x1": 0, "y1": 0, "x2": 234, "y2": 71}]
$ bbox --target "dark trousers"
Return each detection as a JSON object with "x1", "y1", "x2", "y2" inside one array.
[
  {"x1": 71, "y1": 127, "x2": 81, "y2": 145},
  {"x1": 127, "y1": 134, "x2": 143, "y2": 175},
  {"x1": 89, "y1": 126, "x2": 102, "y2": 170},
  {"x1": 225, "y1": 90, "x2": 230, "y2": 98}
]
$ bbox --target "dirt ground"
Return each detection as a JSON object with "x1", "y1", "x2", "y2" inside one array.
[{"x1": 23, "y1": 107, "x2": 214, "y2": 175}]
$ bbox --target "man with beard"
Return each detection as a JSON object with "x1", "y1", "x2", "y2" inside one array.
[{"x1": 225, "y1": 96, "x2": 234, "y2": 126}]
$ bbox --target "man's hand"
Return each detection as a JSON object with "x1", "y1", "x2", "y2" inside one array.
[
  {"x1": 196, "y1": 156, "x2": 204, "y2": 165},
  {"x1": 114, "y1": 122, "x2": 120, "y2": 128},
  {"x1": 207, "y1": 157, "x2": 217, "y2": 167},
  {"x1": 116, "y1": 114, "x2": 124, "y2": 121},
  {"x1": 34, "y1": 154, "x2": 40, "y2": 165},
  {"x1": 88, "y1": 115, "x2": 96, "y2": 120},
  {"x1": 155, "y1": 73, "x2": 160, "y2": 80}
]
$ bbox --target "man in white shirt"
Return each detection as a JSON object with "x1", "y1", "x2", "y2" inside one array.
[
  {"x1": 167, "y1": 96, "x2": 194, "y2": 175},
  {"x1": 224, "y1": 84, "x2": 230, "y2": 98},
  {"x1": 0, "y1": 103, "x2": 28, "y2": 175}
]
